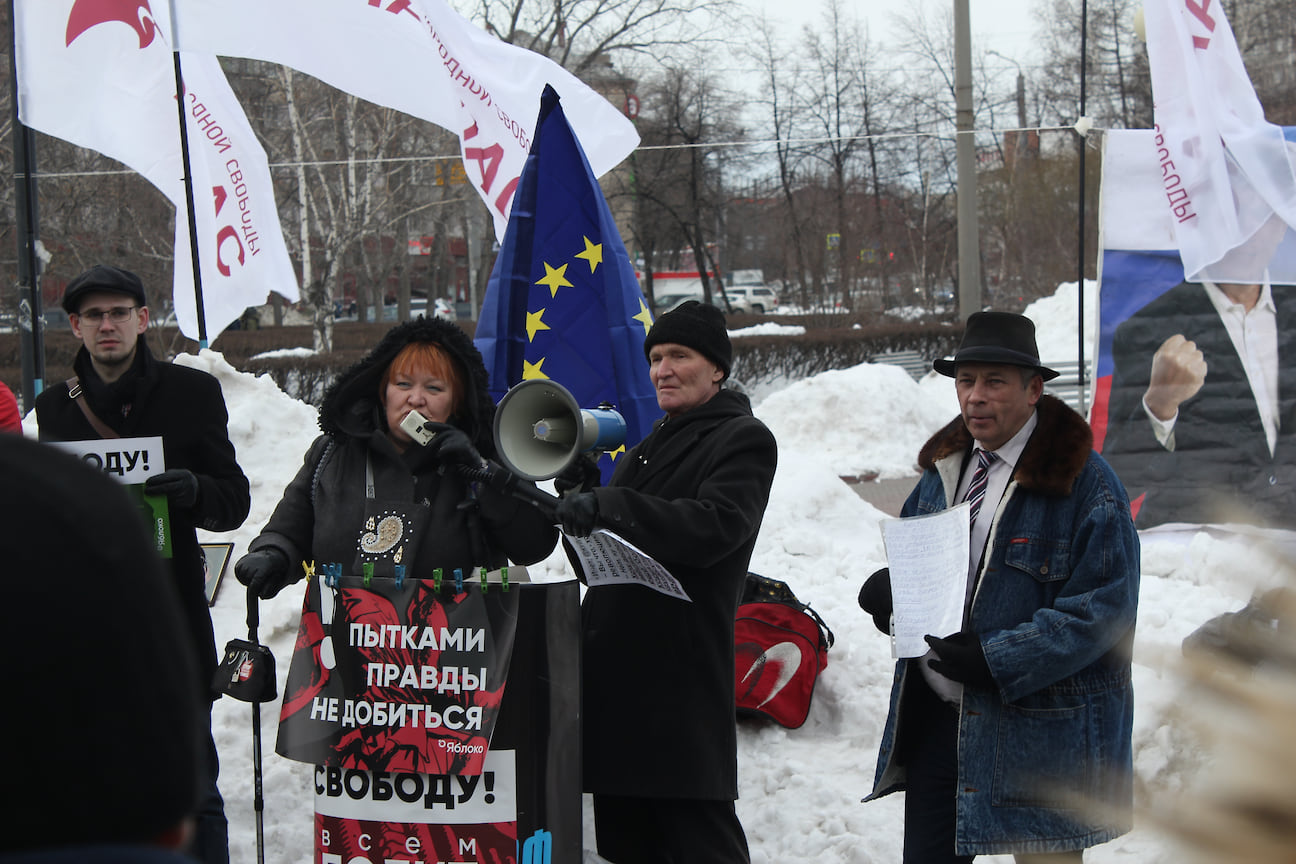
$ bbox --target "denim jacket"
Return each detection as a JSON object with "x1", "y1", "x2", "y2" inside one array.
[{"x1": 867, "y1": 395, "x2": 1140, "y2": 855}]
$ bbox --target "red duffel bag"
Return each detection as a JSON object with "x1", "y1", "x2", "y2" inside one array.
[{"x1": 734, "y1": 573, "x2": 834, "y2": 729}]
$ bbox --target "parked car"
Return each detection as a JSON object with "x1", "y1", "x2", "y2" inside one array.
[
  {"x1": 723, "y1": 285, "x2": 780, "y2": 314},
  {"x1": 652, "y1": 291, "x2": 703, "y2": 315},
  {"x1": 382, "y1": 297, "x2": 428, "y2": 321}
]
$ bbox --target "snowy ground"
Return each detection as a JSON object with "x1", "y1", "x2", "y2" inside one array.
[{"x1": 27, "y1": 280, "x2": 1291, "y2": 862}]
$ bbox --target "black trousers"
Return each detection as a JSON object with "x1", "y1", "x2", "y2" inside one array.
[
  {"x1": 901, "y1": 674, "x2": 972, "y2": 864},
  {"x1": 592, "y1": 793, "x2": 750, "y2": 864},
  {"x1": 899, "y1": 677, "x2": 1084, "y2": 864}
]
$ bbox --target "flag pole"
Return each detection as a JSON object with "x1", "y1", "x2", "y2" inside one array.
[
  {"x1": 1076, "y1": 0, "x2": 1089, "y2": 414},
  {"x1": 8, "y1": 0, "x2": 45, "y2": 412},
  {"x1": 170, "y1": 48, "x2": 210, "y2": 348}
]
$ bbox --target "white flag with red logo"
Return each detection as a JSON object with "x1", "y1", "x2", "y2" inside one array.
[
  {"x1": 169, "y1": 0, "x2": 639, "y2": 241},
  {"x1": 13, "y1": 0, "x2": 300, "y2": 341},
  {"x1": 1143, "y1": 0, "x2": 1296, "y2": 284}
]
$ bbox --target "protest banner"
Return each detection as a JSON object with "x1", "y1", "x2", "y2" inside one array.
[{"x1": 276, "y1": 576, "x2": 581, "y2": 862}]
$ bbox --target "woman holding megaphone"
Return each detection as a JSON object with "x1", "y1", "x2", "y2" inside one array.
[{"x1": 234, "y1": 316, "x2": 557, "y2": 599}]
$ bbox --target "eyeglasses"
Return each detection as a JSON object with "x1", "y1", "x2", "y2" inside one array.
[{"x1": 76, "y1": 306, "x2": 138, "y2": 326}]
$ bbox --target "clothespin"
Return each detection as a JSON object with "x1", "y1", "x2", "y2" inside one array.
[
  {"x1": 323, "y1": 563, "x2": 338, "y2": 588},
  {"x1": 480, "y1": 566, "x2": 489, "y2": 592},
  {"x1": 362, "y1": 561, "x2": 374, "y2": 587},
  {"x1": 302, "y1": 560, "x2": 316, "y2": 582},
  {"x1": 501, "y1": 565, "x2": 509, "y2": 592},
  {"x1": 453, "y1": 567, "x2": 464, "y2": 594},
  {"x1": 394, "y1": 564, "x2": 406, "y2": 589},
  {"x1": 433, "y1": 567, "x2": 443, "y2": 592}
]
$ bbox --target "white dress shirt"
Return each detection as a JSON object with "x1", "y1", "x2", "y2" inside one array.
[{"x1": 1143, "y1": 278, "x2": 1279, "y2": 455}]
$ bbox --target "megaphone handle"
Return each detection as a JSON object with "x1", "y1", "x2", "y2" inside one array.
[
  {"x1": 506, "y1": 478, "x2": 560, "y2": 522},
  {"x1": 458, "y1": 463, "x2": 560, "y2": 522}
]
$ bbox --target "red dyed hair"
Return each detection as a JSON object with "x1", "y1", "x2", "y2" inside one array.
[{"x1": 380, "y1": 342, "x2": 463, "y2": 418}]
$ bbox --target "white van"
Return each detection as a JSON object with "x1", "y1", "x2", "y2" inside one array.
[{"x1": 722, "y1": 285, "x2": 780, "y2": 314}]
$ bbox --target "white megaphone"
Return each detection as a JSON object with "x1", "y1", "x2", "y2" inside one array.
[{"x1": 493, "y1": 380, "x2": 627, "y2": 481}]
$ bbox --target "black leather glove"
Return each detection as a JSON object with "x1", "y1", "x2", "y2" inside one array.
[
  {"x1": 235, "y1": 548, "x2": 292, "y2": 600},
  {"x1": 924, "y1": 632, "x2": 994, "y2": 688},
  {"x1": 554, "y1": 492, "x2": 599, "y2": 536},
  {"x1": 554, "y1": 455, "x2": 601, "y2": 497},
  {"x1": 421, "y1": 423, "x2": 484, "y2": 468},
  {"x1": 858, "y1": 567, "x2": 893, "y2": 634},
  {"x1": 144, "y1": 469, "x2": 200, "y2": 509}
]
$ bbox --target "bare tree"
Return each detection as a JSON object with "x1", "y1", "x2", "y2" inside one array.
[
  {"x1": 796, "y1": 0, "x2": 904, "y2": 309},
  {"x1": 1035, "y1": 0, "x2": 1150, "y2": 130},
  {"x1": 1223, "y1": 0, "x2": 1296, "y2": 124},
  {"x1": 738, "y1": 1, "x2": 913, "y2": 313},
  {"x1": 742, "y1": 15, "x2": 818, "y2": 309},
  {"x1": 891, "y1": 2, "x2": 1003, "y2": 304},
  {"x1": 624, "y1": 61, "x2": 745, "y2": 307},
  {"x1": 251, "y1": 64, "x2": 465, "y2": 352},
  {"x1": 470, "y1": 0, "x2": 739, "y2": 76}
]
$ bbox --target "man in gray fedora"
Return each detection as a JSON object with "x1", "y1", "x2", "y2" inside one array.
[{"x1": 858, "y1": 311, "x2": 1141, "y2": 863}]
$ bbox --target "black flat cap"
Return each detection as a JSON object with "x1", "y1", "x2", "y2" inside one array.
[{"x1": 62, "y1": 264, "x2": 147, "y2": 314}]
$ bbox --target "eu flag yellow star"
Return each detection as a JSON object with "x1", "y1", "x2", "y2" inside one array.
[
  {"x1": 536, "y1": 261, "x2": 573, "y2": 297},
  {"x1": 522, "y1": 358, "x2": 549, "y2": 380},
  {"x1": 575, "y1": 236, "x2": 603, "y2": 273},
  {"x1": 526, "y1": 308, "x2": 550, "y2": 342},
  {"x1": 633, "y1": 296, "x2": 653, "y2": 336}
]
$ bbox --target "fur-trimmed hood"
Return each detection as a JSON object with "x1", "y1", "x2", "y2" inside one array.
[
  {"x1": 317, "y1": 316, "x2": 497, "y2": 457},
  {"x1": 917, "y1": 394, "x2": 1093, "y2": 497}
]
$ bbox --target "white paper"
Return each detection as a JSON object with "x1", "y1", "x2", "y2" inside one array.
[
  {"x1": 51, "y1": 436, "x2": 166, "y2": 484},
  {"x1": 879, "y1": 503, "x2": 971, "y2": 658},
  {"x1": 563, "y1": 528, "x2": 691, "y2": 601}
]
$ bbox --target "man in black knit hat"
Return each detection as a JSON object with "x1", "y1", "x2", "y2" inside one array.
[
  {"x1": 555, "y1": 300, "x2": 778, "y2": 863},
  {"x1": 34, "y1": 264, "x2": 250, "y2": 864}
]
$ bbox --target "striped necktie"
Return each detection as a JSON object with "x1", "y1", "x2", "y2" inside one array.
[{"x1": 965, "y1": 449, "x2": 999, "y2": 526}]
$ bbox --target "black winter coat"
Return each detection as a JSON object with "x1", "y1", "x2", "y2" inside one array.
[
  {"x1": 249, "y1": 317, "x2": 556, "y2": 585},
  {"x1": 35, "y1": 343, "x2": 251, "y2": 687},
  {"x1": 582, "y1": 388, "x2": 777, "y2": 800}
]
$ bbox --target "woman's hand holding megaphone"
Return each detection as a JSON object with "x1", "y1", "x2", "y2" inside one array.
[{"x1": 420, "y1": 422, "x2": 487, "y2": 469}]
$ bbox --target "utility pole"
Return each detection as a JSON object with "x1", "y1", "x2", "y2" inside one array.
[
  {"x1": 10, "y1": 0, "x2": 45, "y2": 412},
  {"x1": 1015, "y1": 68, "x2": 1026, "y2": 131},
  {"x1": 988, "y1": 49, "x2": 1027, "y2": 166},
  {"x1": 954, "y1": 0, "x2": 982, "y2": 320},
  {"x1": 988, "y1": 49, "x2": 1031, "y2": 307}
]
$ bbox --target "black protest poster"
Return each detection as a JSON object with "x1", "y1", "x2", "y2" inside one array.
[
  {"x1": 296, "y1": 580, "x2": 583, "y2": 864},
  {"x1": 277, "y1": 575, "x2": 519, "y2": 776}
]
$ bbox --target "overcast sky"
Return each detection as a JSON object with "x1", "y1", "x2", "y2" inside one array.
[{"x1": 745, "y1": 0, "x2": 1044, "y2": 66}]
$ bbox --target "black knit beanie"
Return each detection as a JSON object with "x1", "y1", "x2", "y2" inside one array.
[
  {"x1": 0, "y1": 436, "x2": 201, "y2": 851},
  {"x1": 643, "y1": 300, "x2": 732, "y2": 380}
]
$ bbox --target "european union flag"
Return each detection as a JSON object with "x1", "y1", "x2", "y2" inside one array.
[{"x1": 475, "y1": 85, "x2": 658, "y2": 477}]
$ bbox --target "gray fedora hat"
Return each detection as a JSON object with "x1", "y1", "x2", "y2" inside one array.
[{"x1": 933, "y1": 311, "x2": 1059, "y2": 381}]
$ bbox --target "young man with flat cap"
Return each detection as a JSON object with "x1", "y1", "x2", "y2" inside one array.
[
  {"x1": 858, "y1": 311, "x2": 1140, "y2": 863},
  {"x1": 34, "y1": 263, "x2": 250, "y2": 864},
  {"x1": 554, "y1": 300, "x2": 778, "y2": 863}
]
